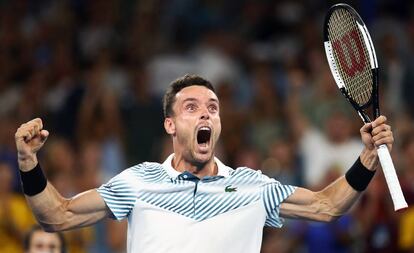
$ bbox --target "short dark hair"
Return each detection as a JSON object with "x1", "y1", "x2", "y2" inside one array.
[
  {"x1": 162, "y1": 74, "x2": 216, "y2": 118},
  {"x1": 23, "y1": 225, "x2": 67, "y2": 253}
]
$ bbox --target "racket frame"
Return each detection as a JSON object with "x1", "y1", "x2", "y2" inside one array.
[{"x1": 324, "y1": 3, "x2": 379, "y2": 124}]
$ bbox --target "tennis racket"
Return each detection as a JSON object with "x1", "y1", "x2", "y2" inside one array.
[{"x1": 323, "y1": 3, "x2": 407, "y2": 211}]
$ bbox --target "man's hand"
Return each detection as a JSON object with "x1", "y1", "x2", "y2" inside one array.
[
  {"x1": 15, "y1": 118, "x2": 49, "y2": 172},
  {"x1": 359, "y1": 115, "x2": 394, "y2": 171}
]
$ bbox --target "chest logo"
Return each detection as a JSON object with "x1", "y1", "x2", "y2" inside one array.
[{"x1": 225, "y1": 185, "x2": 237, "y2": 192}]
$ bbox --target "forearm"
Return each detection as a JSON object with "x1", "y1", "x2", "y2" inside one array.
[
  {"x1": 316, "y1": 176, "x2": 360, "y2": 218},
  {"x1": 317, "y1": 148, "x2": 377, "y2": 217},
  {"x1": 25, "y1": 182, "x2": 70, "y2": 231}
]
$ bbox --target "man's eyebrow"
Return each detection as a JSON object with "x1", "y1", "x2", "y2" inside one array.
[
  {"x1": 182, "y1": 98, "x2": 198, "y2": 103},
  {"x1": 181, "y1": 97, "x2": 219, "y2": 104},
  {"x1": 209, "y1": 98, "x2": 219, "y2": 103}
]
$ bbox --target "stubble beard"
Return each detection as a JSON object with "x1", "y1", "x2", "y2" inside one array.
[
  {"x1": 188, "y1": 140, "x2": 214, "y2": 169},
  {"x1": 176, "y1": 126, "x2": 219, "y2": 170}
]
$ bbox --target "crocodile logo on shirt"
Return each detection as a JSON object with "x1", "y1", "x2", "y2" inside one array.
[{"x1": 225, "y1": 185, "x2": 237, "y2": 192}]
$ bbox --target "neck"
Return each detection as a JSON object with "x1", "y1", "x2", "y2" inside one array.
[{"x1": 172, "y1": 154, "x2": 217, "y2": 178}]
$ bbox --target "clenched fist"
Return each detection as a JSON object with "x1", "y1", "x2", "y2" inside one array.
[
  {"x1": 15, "y1": 118, "x2": 49, "y2": 172},
  {"x1": 359, "y1": 115, "x2": 394, "y2": 171}
]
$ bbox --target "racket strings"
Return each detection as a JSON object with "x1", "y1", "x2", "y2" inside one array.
[{"x1": 327, "y1": 9, "x2": 373, "y2": 106}]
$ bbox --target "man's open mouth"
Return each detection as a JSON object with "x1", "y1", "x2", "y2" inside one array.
[{"x1": 197, "y1": 126, "x2": 211, "y2": 146}]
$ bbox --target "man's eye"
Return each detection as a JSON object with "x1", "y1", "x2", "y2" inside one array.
[
  {"x1": 209, "y1": 105, "x2": 218, "y2": 112},
  {"x1": 186, "y1": 104, "x2": 197, "y2": 111}
]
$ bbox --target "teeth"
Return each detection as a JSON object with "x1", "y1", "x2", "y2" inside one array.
[{"x1": 200, "y1": 126, "x2": 210, "y2": 131}]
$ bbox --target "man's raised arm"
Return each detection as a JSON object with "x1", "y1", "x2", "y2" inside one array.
[
  {"x1": 15, "y1": 118, "x2": 110, "y2": 232},
  {"x1": 280, "y1": 115, "x2": 393, "y2": 222}
]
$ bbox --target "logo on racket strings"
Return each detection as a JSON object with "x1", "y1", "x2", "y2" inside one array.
[{"x1": 332, "y1": 30, "x2": 366, "y2": 77}]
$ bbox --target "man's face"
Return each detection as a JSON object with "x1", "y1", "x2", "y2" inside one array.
[
  {"x1": 27, "y1": 231, "x2": 62, "y2": 253},
  {"x1": 166, "y1": 85, "x2": 221, "y2": 164}
]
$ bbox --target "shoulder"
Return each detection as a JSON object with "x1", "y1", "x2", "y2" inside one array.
[
  {"x1": 229, "y1": 167, "x2": 275, "y2": 184},
  {"x1": 117, "y1": 161, "x2": 169, "y2": 183},
  {"x1": 231, "y1": 166, "x2": 261, "y2": 176}
]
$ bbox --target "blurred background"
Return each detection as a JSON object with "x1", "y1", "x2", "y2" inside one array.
[{"x1": 0, "y1": 0, "x2": 413, "y2": 252}]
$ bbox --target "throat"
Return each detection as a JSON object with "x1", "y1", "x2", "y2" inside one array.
[{"x1": 172, "y1": 155, "x2": 217, "y2": 178}]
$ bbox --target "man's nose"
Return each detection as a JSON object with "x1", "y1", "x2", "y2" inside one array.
[{"x1": 200, "y1": 107, "x2": 210, "y2": 120}]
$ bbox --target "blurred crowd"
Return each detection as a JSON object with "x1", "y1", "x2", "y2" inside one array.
[{"x1": 0, "y1": 0, "x2": 414, "y2": 252}]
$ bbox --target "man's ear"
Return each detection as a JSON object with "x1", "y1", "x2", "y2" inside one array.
[{"x1": 164, "y1": 117, "x2": 175, "y2": 135}]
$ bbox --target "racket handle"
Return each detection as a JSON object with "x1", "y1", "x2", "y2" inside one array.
[{"x1": 377, "y1": 144, "x2": 408, "y2": 211}]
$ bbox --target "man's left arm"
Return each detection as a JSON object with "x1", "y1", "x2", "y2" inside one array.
[{"x1": 280, "y1": 116, "x2": 393, "y2": 222}]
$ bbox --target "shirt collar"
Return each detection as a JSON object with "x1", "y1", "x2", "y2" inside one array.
[{"x1": 162, "y1": 153, "x2": 231, "y2": 179}]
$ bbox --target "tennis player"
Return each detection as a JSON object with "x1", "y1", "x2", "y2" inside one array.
[{"x1": 15, "y1": 74, "x2": 393, "y2": 253}]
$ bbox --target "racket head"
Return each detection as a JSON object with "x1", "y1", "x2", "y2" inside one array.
[{"x1": 323, "y1": 3, "x2": 380, "y2": 123}]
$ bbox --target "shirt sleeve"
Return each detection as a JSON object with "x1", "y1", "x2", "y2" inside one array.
[
  {"x1": 261, "y1": 175, "x2": 296, "y2": 228},
  {"x1": 97, "y1": 168, "x2": 139, "y2": 220}
]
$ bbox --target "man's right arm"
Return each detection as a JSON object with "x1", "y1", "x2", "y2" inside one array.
[{"x1": 15, "y1": 118, "x2": 111, "y2": 232}]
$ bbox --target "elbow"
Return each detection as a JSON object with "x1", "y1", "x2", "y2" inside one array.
[
  {"x1": 317, "y1": 206, "x2": 345, "y2": 222},
  {"x1": 314, "y1": 193, "x2": 347, "y2": 222},
  {"x1": 39, "y1": 223, "x2": 62, "y2": 232},
  {"x1": 314, "y1": 200, "x2": 345, "y2": 222},
  {"x1": 38, "y1": 213, "x2": 70, "y2": 232},
  {"x1": 321, "y1": 213, "x2": 341, "y2": 223}
]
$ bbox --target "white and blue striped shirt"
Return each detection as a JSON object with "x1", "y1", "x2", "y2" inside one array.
[{"x1": 97, "y1": 154, "x2": 296, "y2": 253}]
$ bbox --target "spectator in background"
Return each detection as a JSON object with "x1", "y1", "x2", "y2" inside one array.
[
  {"x1": 77, "y1": 62, "x2": 126, "y2": 182},
  {"x1": 287, "y1": 66, "x2": 363, "y2": 188},
  {"x1": 248, "y1": 60, "x2": 287, "y2": 155},
  {"x1": 288, "y1": 168, "x2": 358, "y2": 253},
  {"x1": 260, "y1": 225, "x2": 294, "y2": 253},
  {"x1": 0, "y1": 162, "x2": 36, "y2": 253},
  {"x1": 399, "y1": 135, "x2": 414, "y2": 205},
  {"x1": 398, "y1": 135, "x2": 414, "y2": 252},
  {"x1": 43, "y1": 137, "x2": 77, "y2": 197},
  {"x1": 0, "y1": 116, "x2": 21, "y2": 191},
  {"x1": 215, "y1": 81, "x2": 246, "y2": 164},
  {"x1": 289, "y1": 205, "x2": 356, "y2": 253},
  {"x1": 121, "y1": 65, "x2": 164, "y2": 165},
  {"x1": 403, "y1": 13, "x2": 414, "y2": 114},
  {"x1": 354, "y1": 175, "x2": 398, "y2": 253},
  {"x1": 24, "y1": 225, "x2": 66, "y2": 253},
  {"x1": 302, "y1": 110, "x2": 363, "y2": 188},
  {"x1": 16, "y1": 70, "x2": 49, "y2": 121},
  {"x1": 261, "y1": 137, "x2": 302, "y2": 186},
  {"x1": 233, "y1": 146, "x2": 261, "y2": 171}
]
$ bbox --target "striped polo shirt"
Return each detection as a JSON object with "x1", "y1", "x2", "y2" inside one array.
[{"x1": 97, "y1": 154, "x2": 296, "y2": 253}]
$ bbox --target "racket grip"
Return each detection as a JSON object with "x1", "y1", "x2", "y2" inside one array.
[{"x1": 377, "y1": 144, "x2": 408, "y2": 211}]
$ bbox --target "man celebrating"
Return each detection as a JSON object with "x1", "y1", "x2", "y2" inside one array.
[{"x1": 15, "y1": 74, "x2": 394, "y2": 253}]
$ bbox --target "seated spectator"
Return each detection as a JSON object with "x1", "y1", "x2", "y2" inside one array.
[
  {"x1": 23, "y1": 225, "x2": 66, "y2": 253},
  {"x1": 0, "y1": 162, "x2": 35, "y2": 253}
]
